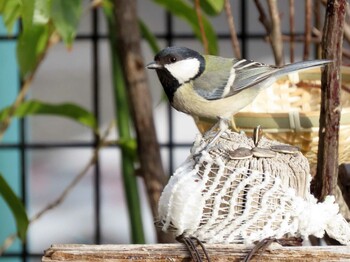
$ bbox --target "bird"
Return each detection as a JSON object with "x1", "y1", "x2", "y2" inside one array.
[{"x1": 147, "y1": 46, "x2": 331, "y2": 120}]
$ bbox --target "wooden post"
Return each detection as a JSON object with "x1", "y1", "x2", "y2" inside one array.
[{"x1": 42, "y1": 244, "x2": 350, "y2": 261}]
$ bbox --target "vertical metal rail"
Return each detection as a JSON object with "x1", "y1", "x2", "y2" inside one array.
[
  {"x1": 20, "y1": 98, "x2": 27, "y2": 262},
  {"x1": 165, "y1": 12, "x2": 174, "y2": 175},
  {"x1": 240, "y1": 0, "x2": 248, "y2": 58},
  {"x1": 92, "y1": 8, "x2": 101, "y2": 244}
]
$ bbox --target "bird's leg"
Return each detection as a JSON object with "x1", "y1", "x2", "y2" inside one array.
[
  {"x1": 243, "y1": 238, "x2": 275, "y2": 262},
  {"x1": 176, "y1": 235, "x2": 211, "y2": 262},
  {"x1": 192, "y1": 117, "x2": 229, "y2": 156}
]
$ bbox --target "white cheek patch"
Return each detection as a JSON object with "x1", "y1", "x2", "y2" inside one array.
[{"x1": 165, "y1": 58, "x2": 201, "y2": 84}]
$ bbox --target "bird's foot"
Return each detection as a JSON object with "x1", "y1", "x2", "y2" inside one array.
[
  {"x1": 176, "y1": 235, "x2": 211, "y2": 262},
  {"x1": 192, "y1": 117, "x2": 229, "y2": 158},
  {"x1": 243, "y1": 238, "x2": 276, "y2": 262},
  {"x1": 243, "y1": 237, "x2": 303, "y2": 262}
]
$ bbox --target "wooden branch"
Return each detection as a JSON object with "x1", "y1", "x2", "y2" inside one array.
[
  {"x1": 313, "y1": 0, "x2": 346, "y2": 200},
  {"x1": 113, "y1": 0, "x2": 167, "y2": 242},
  {"x1": 194, "y1": 0, "x2": 209, "y2": 54},
  {"x1": 224, "y1": 0, "x2": 241, "y2": 58},
  {"x1": 267, "y1": 0, "x2": 284, "y2": 66},
  {"x1": 254, "y1": 0, "x2": 271, "y2": 33},
  {"x1": 289, "y1": 0, "x2": 295, "y2": 63},
  {"x1": 314, "y1": 0, "x2": 323, "y2": 58},
  {"x1": 303, "y1": 0, "x2": 312, "y2": 60},
  {"x1": 42, "y1": 244, "x2": 350, "y2": 261}
]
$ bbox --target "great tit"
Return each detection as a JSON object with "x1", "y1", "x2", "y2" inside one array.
[{"x1": 147, "y1": 46, "x2": 331, "y2": 120}]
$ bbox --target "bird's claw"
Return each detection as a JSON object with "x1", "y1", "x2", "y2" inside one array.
[{"x1": 192, "y1": 117, "x2": 230, "y2": 158}]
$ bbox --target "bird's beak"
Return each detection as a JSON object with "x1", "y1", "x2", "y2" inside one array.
[{"x1": 146, "y1": 61, "x2": 163, "y2": 70}]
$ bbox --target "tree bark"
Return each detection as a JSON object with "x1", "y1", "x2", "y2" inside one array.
[
  {"x1": 113, "y1": 0, "x2": 168, "y2": 242},
  {"x1": 313, "y1": 0, "x2": 346, "y2": 200}
]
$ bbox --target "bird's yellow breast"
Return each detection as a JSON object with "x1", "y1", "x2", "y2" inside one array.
[{"x1": 172, "y1": 82, "x2": 261, "y2": 120}]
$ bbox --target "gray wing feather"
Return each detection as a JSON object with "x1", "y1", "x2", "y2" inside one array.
[
  {"x1": 192, "y1": 56, "x2": 233, "y2": 100},
  {"x1": 193, "y1": 56, "x2": 331, "y2": 101},
  {"x1": 226, "y1": 59, "x2": 331, "y2": 97}
]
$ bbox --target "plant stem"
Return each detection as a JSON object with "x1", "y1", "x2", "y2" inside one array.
[
  {"x1": 113, "y1": 0, "x2": 168, "y2": 243},
  {"x1": 104, "y1": 2, "x2": 145, "y2": 244},
  {"x1": 194, "y1": 0, "x2": 209, "y2": 54}
]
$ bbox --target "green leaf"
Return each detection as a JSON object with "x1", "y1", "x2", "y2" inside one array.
[
  {"x1": 0, "y1": 0, "x2": 22, "y2": 33},
  {"x1": 0, "y1": 174, "x2": 29, "y2": 241},
  {"x1": 17, "y1": 0, "x2": 52, "y2": 78},
  {"x1": 17, "y1": 24, "x2": 50, "y2": 78},
  {"x1": 192, "y1": 0, "x2": 225, "y2": 16},
  {"x1": 152, "y1": 0, "x2": 218, "y2": 54},
  {"x1": 51, "y1": 0, "x2": 82, "y2": 48},
  {"x1": 21, "y1": 0, "x2": 51, "y2": 28},
  {"x1": 139, "y1": 20, "x2": 160, "y2": 54},
  {"x1": 32, "y1": 0, "x2": 51, "y2": 25},
  {"x1": 0, "y1": 100, "x2": 97, "y2": 131}
]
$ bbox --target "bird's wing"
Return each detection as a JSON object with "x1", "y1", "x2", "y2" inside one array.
[
  {"x1": 192, "y1": 56, "x2": 277, "y2": 100},
  {"x1": 223, "y1": 59, "x2": 277, "y2": 97},
  {"x1": 193, "y1": 57, "x2": 330, "y2": 101},
  {"x1": 192, "y1": 56, "x2": 234, "y2": 100}
]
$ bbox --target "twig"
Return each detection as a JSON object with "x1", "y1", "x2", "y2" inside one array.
[
  {"x1": 342, "y1": 47, "x2": 350, "y2": 59},
  {"x1": 254, "y1": 0, "x2": 271, "y2": 33},
  {"x1": 273, "y1": 33, "x2": 321, "y2": 43},
  {"x1": 0, "y1": 234, "x2": 17, "y2": 255},
  {"x1": 344, "y1": 3, "x2": 350, "y2": 44},
  {"x1": 194, "y1": 0, "x2": 209, "y2": 54},
  {"x1": 30, "y1": 122, "x2": 112, "y2": 223},
  {"x1": 224, "y1": 0, "x2": 241, "y2": 58},
  {"x1": 343, "y1": 22, "x2": 350, "y2": 45},
  {"x1": 0, "y1": 75, "x2": 32, "y2": 141},
  {"x1": 314, "y1": 0, "x2": 322, "y2": 58},
  {"x1": 289, "y1": 0, "x2": 295, "y2": 63},
  {"x1": 0, "y1": 33, "x2": 59, "y2": 142},
  {"x1": 267, "y1": 0, "x2": 284, "y2": 66},
  {"x1": 303, "y1": 0, "x2": 312, "y2": 60}
]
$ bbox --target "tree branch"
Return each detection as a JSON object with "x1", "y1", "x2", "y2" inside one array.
[
  {"x1": 224, "y1": 0, "x2": 241, "y2": 58},
  {"x1": 267, "y1": 0, "x2": 284, "y2": 66},
  {"x1": 313, "y1": 0, "x2": 346, "y2": 201},
  {"x1": 289, "y1": 0, "x2": 295, "y2": 63},
  {"x1": 303, "y1": 0, "x2": 312, "y2": 60}
]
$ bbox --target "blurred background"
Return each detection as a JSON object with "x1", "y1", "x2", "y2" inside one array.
[{"x1": 0, "y1": 0, "x2": 337, "y2": 261}]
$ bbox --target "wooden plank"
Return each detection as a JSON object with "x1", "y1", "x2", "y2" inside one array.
[{"x1": 42, "y1": 244, "x2": 350, "y2": 261}]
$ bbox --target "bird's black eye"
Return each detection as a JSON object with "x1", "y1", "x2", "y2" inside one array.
[{"x1": 169, "y1": 56, "x2": 177, "y2": 63}]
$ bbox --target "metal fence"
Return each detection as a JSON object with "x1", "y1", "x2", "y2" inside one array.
[{"x1": 0, "y1": 1, "x2": 315, "y2": 261}]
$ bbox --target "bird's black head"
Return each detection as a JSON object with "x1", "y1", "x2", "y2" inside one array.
[{"x1": 147, "y1": 46, "x2": 205, "y2": 102}]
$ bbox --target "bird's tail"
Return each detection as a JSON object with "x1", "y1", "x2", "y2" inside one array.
[{"x1": 274, "y1": 59, "x2": 331, "y2": 78}]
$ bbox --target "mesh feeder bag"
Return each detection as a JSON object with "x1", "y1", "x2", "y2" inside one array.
[{"x1": 158, "y1": 128, "x2": 350, "y2": 245}]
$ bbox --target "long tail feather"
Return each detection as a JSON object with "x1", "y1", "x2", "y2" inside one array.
[{"x1": 274, "y1": 59, "x2": 332, "y2": 78}]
